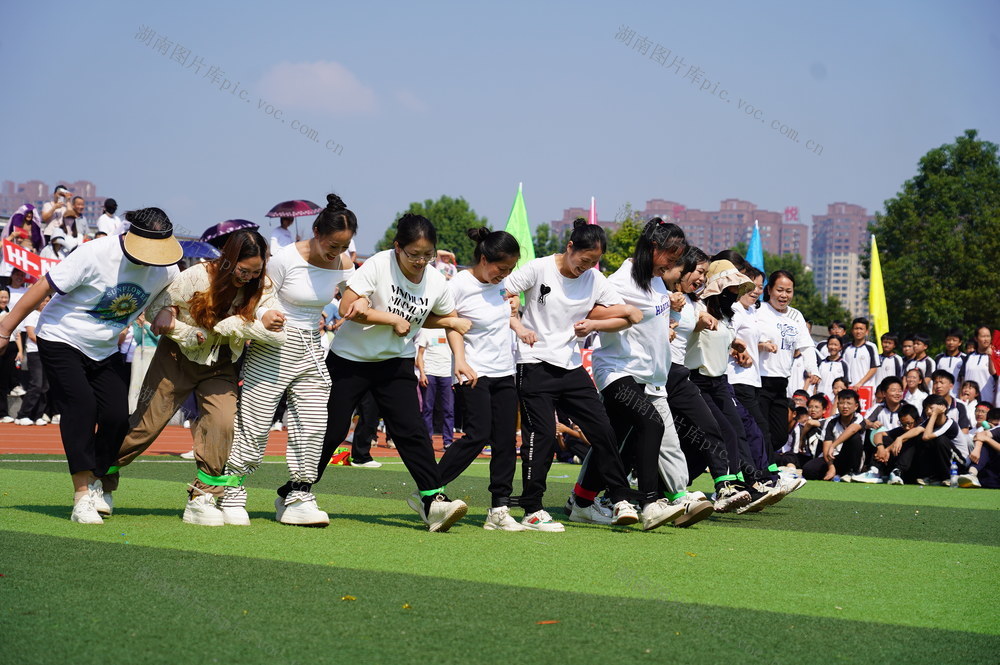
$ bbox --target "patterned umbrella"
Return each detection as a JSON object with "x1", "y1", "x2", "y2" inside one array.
[
  {"x1": 265, "y1": 200, "x2": 323, "y2": 218},
  {"x1": 200, "y1": 219, "x2": 259, "y2": 248}
]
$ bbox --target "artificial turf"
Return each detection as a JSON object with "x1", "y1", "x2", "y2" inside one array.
[{"x1": 2, "y1": 455, "x2": 998, "y2": 664}]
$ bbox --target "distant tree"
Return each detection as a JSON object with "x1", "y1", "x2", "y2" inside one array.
[
  {"x1": 532, "y1": 223, "x2": 569, "y2": 258},
  {"x1": 866, "y1": 129, "x2": 1000, "y2": 340},
  {"x1": 376, "y1": 195, "x2": 488, "y2": 266},
  {"x1": 601, "y1": 203, "x2": 645, "y2": 275}
]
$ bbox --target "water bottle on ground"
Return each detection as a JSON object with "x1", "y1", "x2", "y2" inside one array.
[{"x1": 950, "y1": 460, "x2": 958, "y2": 489}]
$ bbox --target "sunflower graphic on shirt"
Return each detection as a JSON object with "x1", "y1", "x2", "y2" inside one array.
[{"x1": 86, "y1": 282, "x2": 151, "y2": 328}]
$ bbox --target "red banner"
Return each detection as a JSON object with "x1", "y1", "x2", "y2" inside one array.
[
  {"x1": 991, "y1": 330, "x2": 1000, "y2": 376},
  {"x1": 2, "y1": 239, "x2": 59, "y2": 279}
]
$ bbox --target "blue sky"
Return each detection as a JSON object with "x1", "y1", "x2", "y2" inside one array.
[{"x1": 2, "y1": 1, "x2": 998, "y2": 253}]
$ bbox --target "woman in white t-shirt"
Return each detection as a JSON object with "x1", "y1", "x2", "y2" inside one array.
[
  {"x1": 221, "y1": 195, "x2": 356, "y2": 527},
  {"x1": 277, "y1": 213, "x2": 475, "y2": 533},
  {"x1": 104, "y1": 230, "x2": 280, "y2": 526},
  {"x1": 961, "y1": 326, "x2": 997, "y2": 404},
  {"x1": 903, "y1": 367, "x2": 929, "y2": 413},
  {"x1": 0, "y1": 207, "x2": 182, "y2": 524},
  {"x1": 435, "y1": 228, "x2": 524, "y2": 530},
  {"x1": 504, "y1": 219, "x2": 642, "y2": 532}
]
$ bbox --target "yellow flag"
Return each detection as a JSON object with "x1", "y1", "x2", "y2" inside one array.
[{"x1": 869, "y1": 235, "x2": 889, "y2": 353}]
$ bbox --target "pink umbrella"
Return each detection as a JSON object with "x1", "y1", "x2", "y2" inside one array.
[
  {"x1": 200, "y1": 219, "x2": 259, "y2": 249},
  {"x1": 265, "y1": 200, "x2": 323, "y2": 218}
]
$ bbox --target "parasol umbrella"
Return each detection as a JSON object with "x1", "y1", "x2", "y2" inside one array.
[
  {"x1": 265, "y1": 200, "x2": 323, "y2": 218},
  {"x1": 179, "y1": 240, "x2": 221, "y2": 259},
  {"x1": 200, "y1": 219, "x2": 259, "y2": 249}
]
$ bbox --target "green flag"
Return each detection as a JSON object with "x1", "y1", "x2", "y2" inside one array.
[{"x1": 504, "y1": 183, "x2": 534, "y2": 305}]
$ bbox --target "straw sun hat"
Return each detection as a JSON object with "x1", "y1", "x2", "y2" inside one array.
[{"x1": 701, "y1": 260, "x2": 755, "y2": 299}]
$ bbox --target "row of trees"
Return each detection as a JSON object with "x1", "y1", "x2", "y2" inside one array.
[{"x1": 372, "y1": 130, "x2": 1000, "y2": 339}]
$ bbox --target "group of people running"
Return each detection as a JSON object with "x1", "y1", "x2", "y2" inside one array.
[{"x1": 4, "y1": 196, "x2": 987, "y2": 533}]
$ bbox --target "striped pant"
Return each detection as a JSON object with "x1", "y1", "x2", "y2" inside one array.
[{"x1": 221, "y1": 327, "x2": 330, "y2": 507}]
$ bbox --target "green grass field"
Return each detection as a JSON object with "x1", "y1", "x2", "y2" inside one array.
[{"x1": 2, "y1": 454, "x2": 998, "y2": 665}]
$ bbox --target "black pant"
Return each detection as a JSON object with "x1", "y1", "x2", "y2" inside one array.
[
  {"x1": 516, "y1": 362, "x2": 630, "y2": 513},
  {"x1": 877, "y1": 436, "x2": 952, "y2": 482},
  {"x1": 733, "y1": 383, "x2": 774, "y2": 473},
  {"x1": 438, "y1": 375, "x2": 518, "y2": 507},
  {"x1": 0, "y1": 342, "x2": 18, "y2": 418},
  {"x1": 802, "y1": 432, "x2": 863, "y2": 479},
  {"x1": 16, "y1": 351, "x2": 48, "y2": 420},
  {"x1": 350, "y1": 391, "x2": 378, "y2": 464},
  {"x1": 688, "y1": 371, "x2": 762, "y2": 481},
  {"x1": 37, "y1": 338, "x2": 130, "y2": 476},
  {"x1": 280, "y1": 353, "x2": 443, "y2": 496},
  {"x1": 665, "y1": 363, "x2": 732, "y2": 483},
  {"x1": 759, "y1": 376, "x2": 790, "y2": 451}
]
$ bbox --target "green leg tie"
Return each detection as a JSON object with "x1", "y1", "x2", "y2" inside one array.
[
  {"x1": 664, "y1": 491, "x2": 686, "y2": 501},
  {"x1": 418, "y1": 486, "x2": 446, "y2": 497},
  {"x1": 767, "y1": 463, "x2": 780, "y2": 473},
  {"x1": 197, "y1": 469, "x2": 246, "y2": 487},
  {"x1": 105, "y1": 466, "x2": 121, "y2": 475},
  {"x1": 736, "y1": 472, "x2": 745, "y2": 482},
  {"x1": 714, "y1": 474, "x2": 738, "y2": 483}
]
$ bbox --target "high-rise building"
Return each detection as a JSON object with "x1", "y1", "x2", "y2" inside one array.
[
  {"x1": 811, "y1": 202, "x2": 875, "y2": 319},
  {"x1": 1, "y1": 180, "x2": 107, "y2": 232}
]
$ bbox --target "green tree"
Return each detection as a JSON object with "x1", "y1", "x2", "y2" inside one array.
[
  {"x1": 867, "y1": 129, "x2": 1000, "y2": 340},
  {"x1": 732, "y1": 242, "x2": 851, "y2": 325},
  {"x1": 532, "y1": 223, "x2": 569, "y2": 258},
  {"x1": 602, "y1": 203, "x2": 645, "y2": 275},
  {"x1": 376, "y1": 195, "x2": 489, "y2": 266}
]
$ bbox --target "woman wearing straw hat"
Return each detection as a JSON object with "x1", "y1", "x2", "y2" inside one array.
[{"x1": 0, "y1": 207, "x2": 182, "y2": 523}]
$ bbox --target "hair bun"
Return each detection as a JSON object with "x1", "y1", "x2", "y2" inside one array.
[
  {"x1": 466, "y1": 226, "x2": 490, "y2": 243},
  {"x1": 572, "y1": 217, "x2": 588, "y2": 230},
  {"x1": 326, "y1": 194, "x2": 347, "y2": 211}
]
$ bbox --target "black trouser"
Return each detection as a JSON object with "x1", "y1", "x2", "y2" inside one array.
[
  {"x1": 688, "y1": 371, "x2": 764, "y2": 482},
  {"x1": 37, "y1": 338, "x2": 130, "y2": 476},
  {"x1": 279, "y1": 353, "x2": 443, "y2": 497},
  {"x1": 759, "y1": 376, "x2": 791, "y2": 451},
  {"x1": 802, "y1": 432, "x2": 863, "y2": 479},
  {"x1": 775, "y1": 452, "x2": 811, "y2": 468},
  {"x1": 16, "y1": 351, "x2": 48, "y2": 420},
  {"x1": 516, "y1": 362, "x2": 630, "y2": 513},
  {"x1": 0, "y1": 342, "x2": 18, "y2": 418},
  {"x1": 438, "y1": 375, "x2": 518, "y2": 507},
  {"x1": 665, "y1": 363, "x2": 733, "y2": 484},
  {"x1": 350, "y1": 391, "x2": 378, "y2": 464},
  {"x1": 733, "y1": 383, "x2": 774, "y2": 473},
  {"x1": 887, "y1": 436, "x2": 952, "y2": 482}
]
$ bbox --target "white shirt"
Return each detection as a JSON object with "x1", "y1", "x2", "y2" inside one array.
[
  {"x1": 685, "y1": 301, "x2": 736, "y2": 378},
  {"x1": 592, "y1": 259, "x2": 672, "y2": 394},
  {"x1": 904, "y1": 356, "x2": 936, "y2": 380},
  {"x1": 962, "y1": 352, "x2": 995, "y2": 403},
  {"x1": 669, "y1": 294, "x2": 698, "y2": 365},
  {"x1": 265, "y1": 243, "x2": 353, "y2": 330},
  {"x1": 903, "y1": 389, "x2": 927, "y2": 413},
  {"x1": 727, "y1": 303, "x2": 762, "y2": 387},
  {"x1": 415, "y1": 327, "x2": 452, "y2": 377},
  {"x1": 756, "y1": 302, "x2": 817, "y2": 379},
  {"x1": 875, "y1": 353, "x2": 904, "y2": 386},
  {"x1": 269, "y1": 226, "x2": 295, "y2": 255},
  {"x1": 935, "y1": 352, "x2": 966, "y2": 397},
  {"x1": 332, "y1": 249, "x2": 455, "y2": 362},
  {"x1": 37, "y1": 235, "x2": 178, "y2": 360},
  {"x1": 504, "y1": 255, "x2": 623, "y2": 370},
  {"x1": 6, "y1": 285, "x2": 28, "y2": 309},
  {"x1": 41, "y1": 201, "x2": 66, "y2": 235},
  {"x1": 450, "y1": 269, "x2": 514, "y2": 378},
  {"x1": 817, "y1": 357, "x2": 849, "y2": 402},
  {"x1": 865, "y1": 402, "x2": 901, "y2": 431},
  {"x1": 96, "y1": 213, "x2": 123, "y2": 236},
  {"x1": 15, "y1": 310, "x2": 41, "y2": 354},
  {"x1": 843, "y1": 341, "x2": 880, "y2": 388}
]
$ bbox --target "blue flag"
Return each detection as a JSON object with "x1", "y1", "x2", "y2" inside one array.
[{"x1": 746, "y1": 220, "x2": 765, "y2": 274}]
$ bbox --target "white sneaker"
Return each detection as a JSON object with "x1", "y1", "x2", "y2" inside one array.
[
  {"x1": 521, "y1": 509, "x2": 565, "y2": 532},
  {"x1": 278, "y1": 498, "x2": 330, "y2": 527},
  {"x1": 671, "y1": 497, "x2": 715, "y2": 528},
  {"x1": 351, "y1": 460, "x2": 382, "y2": 468},
  {"x1": 569, "y1": 498, "x2": 613, "y2": 525},
  {"x1": 89, "y1": 480, "x2": 112, "y2": 516},
  {"x1": 183, "y1": 420, "x2": 191, "y2": 429},
  {"x1": 34, "y1": 418, "x2": 48, "y2": 426},
  {"x1": 888, "y1": 469, "x2": 904, "y2": 485},
  {"x1": 183, "y1": 493, "x2": 225, "y2": 526},
  {"x1": 221, "y1": 506, "x2": 251, "y2": 525},
  {"x1": 419, "y1": 494, "x2": 467, "y2": 532},
  {"x1": 10, "y1": 385, "x2": 25, "y2": 397},
  {"x1": 270, "y1": 422, "x2": 283, "y2": 431},
  {"x1": 641, "y1": 498, "x2": 686, "y2": 531},
  {"x1": 776, "y1": 475, "x2": 808, "y2": 495},
  {"x1": 852, "y1": 467, "x2": 884, "y2": 484},
  {"x1": 957, "y1": 473, "x2": 981, "y2": 488},
  {"x1": 0, "y1": 416, "x2": 14, "y2": 424},
  {"x1": 712, "y1": 484, "x2": 752, "y2": 513},
  {"x1": 612, "y1": 500, "x2": 639, "y2": 526},
  {"x1": 41, "y1": 414, "x2": 51, "y2": 423},
  {"x1": 14, "y1": 417, "x2": 33, "y2": 426},
  {"x1": 179, "y1": 450, "x2": 196, "y2": 460},
  {"x1": 483, "y1": 506, "x2": 528, "y2": 531},
  {"x1": 51, "y1": 414, "x2": 61, "y2": 424},
  {"x1": 71, "y1": 494, "x2": 104, "y2": 524}
]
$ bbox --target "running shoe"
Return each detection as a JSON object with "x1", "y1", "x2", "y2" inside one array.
[
  {"x1": 851, "y1": 467, "x2": 885, "y2": 484},
  {"x1": 183, "y1": 493, "x2": 225, "y2": 526},
  {"x1": 611, "y1": 500, "x2": 639, "y2": 526},
  {"x1": 957, "y1": 473, "x2": 981, "y2": 488},
  {"x1": 641, "y1": 498, "x2": 686, "y2": 530},
  {"x1": 483, "y1": 506, "x2": 527, "y2": 531},
  {"x1": 277, "y1": 498, "x2": 330, "y2": 527},
  {"x1": 521, "y1": 510, "x2": 565, "y2": 532},
  {"x1": 712, "y1": 484, "x2": 752, "y2": 513},
  {"x1": 89, "y1": 479, "x2": 112, "y2": 516},
  {"x1": 569, "y1": 499, "x2": 613, "y2": 525},
  {"x1": 71, "y1": 494, "x2": 103, "y2": 524},
  {"x1": 671, "y1": 496, "x2": 715, "y2": 528},
  {"x1": 419, "y1": 494, "x2": 467, "y2": 532},
  {"x1": 887, "y1": 469, "x2": 904, "y2": 485},
  {"x1": 351, "y1": 460, "x2": 383, "y2": 468},
  {"x1": 221, "y1": 506, "x2": 251, "y2": 526}
]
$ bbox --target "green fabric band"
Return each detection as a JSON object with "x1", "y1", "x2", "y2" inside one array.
[
  {"x1": 736, "y1": 472, "x2": 745, "y2": 482},
  {"x1": 197, "y1": 470, "x2": 246, "y2": 487},
  {"x1": 418, "y1": 486, "x2": 445, "y2": 497},
  {"x1": 664, "y1": 491, "x2": 686, "y2": 501},
  {"x1": 106, "y1": 466, "x2": 121, "y2": 475},
  {"x1": 714, "y1": 474, "x2": 738, "y2": 483},
  {"x1": 767, "y1": 464, "x2": 779, "y2": 473}
]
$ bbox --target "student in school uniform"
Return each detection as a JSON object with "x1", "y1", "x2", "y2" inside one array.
[
  {"x1": 504, "y1": 219, "x2": 643, "y2": 531},
  {"x1": 853, "y1": 377, "x2": 907, "y2": 483},
  {"x1": 903, "y1": 368, "x2": 929, "y2": 413},
  {"x1": 871, "y1": 403, "x2": 921, "y2": 484},
  {"x1": 935, "y1": 327, "x2": 967, "y2": 396},
  {"x1": 960, "y1": 326, "x2": 997, "y2": 404},
  {"x1": 874, "y1": 332, "x2": 904, "y2": 386},
  {"x1": 816, "y1": 335, "x2": 850, "y2": 403},
  {"x1": 0, "y1": 208, "x2": 182, "y2": 523},
  {"x1": 415, "y1": 326, "x2": 455, "y2": 450},
  {"x1": 843, "y1": 317, "x2": 881, "y2": 391},
  {"x1": 963, "y1": 415, "x2": 1000, "y2": 488},
  {"x1": 904, "y1": 333, "x2": 936, "y2": 388},
  {"x1": 802, "y1": 389, "x2": 866, "y2": 481},
  {"x1": 816, "y1": 320, "x2": 846, "y2": 360}
]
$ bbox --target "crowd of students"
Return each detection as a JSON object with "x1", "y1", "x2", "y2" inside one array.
[{"x1": 0, "y1": 199, "x2": 995, "y2": 533}]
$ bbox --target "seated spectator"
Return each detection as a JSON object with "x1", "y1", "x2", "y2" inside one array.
[
  {"x1": 960, "y1": 407, "x2": 1000, "y2": 488},
  {"x1": 871, "y1": 403, "x2": 921, "y2": 484},
  {"x1": 802, "y1": 389, "x2": 865, "y2": 481}
]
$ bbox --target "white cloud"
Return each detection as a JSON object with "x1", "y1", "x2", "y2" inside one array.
[
  {"x1": 257, "y1": 61, "x2": 377, "y2": 115},
  {"x1": 395, "y1": 89, "x2": 429, "y2": 113}
]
